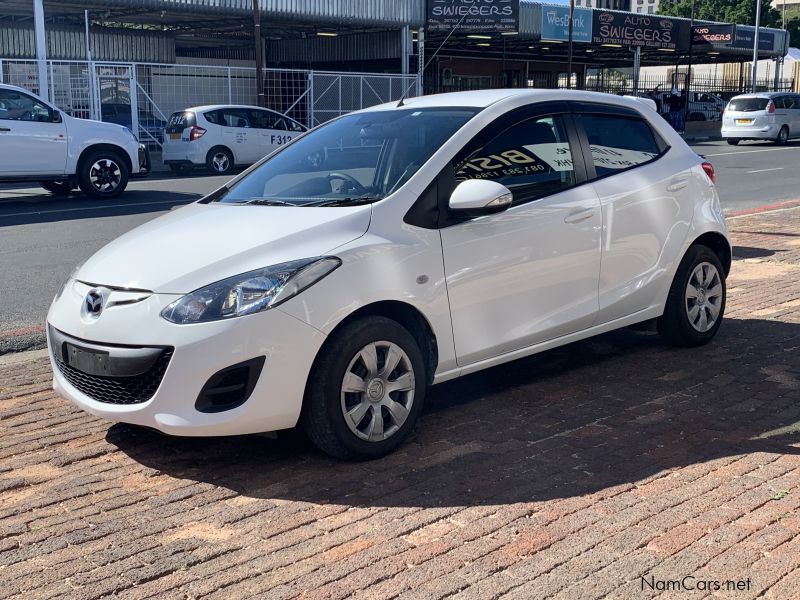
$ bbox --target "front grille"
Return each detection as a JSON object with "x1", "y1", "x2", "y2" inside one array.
[{"x1": 54, "y1": 347, "x2": 173, "y2": 405}]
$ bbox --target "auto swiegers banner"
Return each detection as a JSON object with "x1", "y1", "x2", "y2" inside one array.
[
  {"x1": 592, "y1": 11, "x2": 690, "y2": 52},
  {"x1": 427, "y1": 0, "x2": 519, "y2": 33}
]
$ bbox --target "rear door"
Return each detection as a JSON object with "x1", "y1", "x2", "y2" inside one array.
[
  {"x1": 573, "y1": 104, "x2": 697, "y2": 323},
  {"x1": 217, "y1": 108, "x2": 260, "y2": 164}
]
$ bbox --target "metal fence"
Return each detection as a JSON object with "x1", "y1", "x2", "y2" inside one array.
[{"x1": 0, "y1": 59, "x2": 417, "y2": 147}]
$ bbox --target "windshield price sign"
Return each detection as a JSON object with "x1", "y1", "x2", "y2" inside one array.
[{"x1": 427, "y1": 0, "x2": 519, "y2": 33}]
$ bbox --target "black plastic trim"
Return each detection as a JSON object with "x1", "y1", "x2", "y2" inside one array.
[{"x1": 195, "y1": 356, "x2": 266, "y2": 414}]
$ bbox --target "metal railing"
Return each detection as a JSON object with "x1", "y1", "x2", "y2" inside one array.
[{"x1": 0, "y1": 58, "x2": 418, "y2": 148}]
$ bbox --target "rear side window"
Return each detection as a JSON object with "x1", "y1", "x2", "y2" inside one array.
[
  {"x1": 454, "y1": 114, "x2": 577, "y2": 205},
  {"x1": 166, "y1": 111, "x2": 195, "y2": 133},
  {"x1": 577, "y1": 114, "x2": 661, "y2": 178},
  {"x1": 727, "y1": 97, "x2": 770, "y2": 112}
]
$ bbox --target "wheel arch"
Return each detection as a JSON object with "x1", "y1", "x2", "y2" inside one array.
[
  {"x1": 77, "y1": 143, "x2": 132, "y2": 174},
  {"x1": 690, "y1": 231, "x2": 731, "y2": 276}
]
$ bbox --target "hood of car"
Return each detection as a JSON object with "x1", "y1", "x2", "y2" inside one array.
[{"x1": 76, "y1": 202, "x2": 372, "y2": 294}]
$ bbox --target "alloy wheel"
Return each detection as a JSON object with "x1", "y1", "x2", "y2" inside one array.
[
  {"x1": 89, "y1": 158, "x2": 122, "y2": 193},
  {"x1": 685, "y1": 261, "x2": 723, "y2": 333},
  {"x1": 340, "y1": 341, "x2": 415, "y2": 442},
  {"x1": 212, "y1": 152, "x2": 230, "y2": 173}
]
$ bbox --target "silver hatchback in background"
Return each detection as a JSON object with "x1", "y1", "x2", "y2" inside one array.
[{"x1": 721, "y1": 92, "x2": 800, "y2": 145}]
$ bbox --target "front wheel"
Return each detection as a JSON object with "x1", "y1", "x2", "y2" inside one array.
[
  {"x1": 39, "y1": 180, "x2": 74, "y2": 196},
  {"x1": 77, "y1": 151, "x2": 129, "y2": 198},
  {"x1": 658, "y1": 245, "x2": 726, "y2": 347},
  {"x1": 726, "y1": 139, "x2": 740, "y2": 146},
  {"x1": 301, "y1": 316, "x2": 427, "y2": 460},
  {"x1": 775, "y1": 126, "x2": 789, "y2": 146}
]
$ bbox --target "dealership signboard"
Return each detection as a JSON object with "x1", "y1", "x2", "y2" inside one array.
[
  {"x1": 541, "y1": 6, "x2": 592, "y2": 43},
  {"x1": 427, "y1": 0, "x2": 519, "y2": 32},
  {"x1": 732, "y1": 27, "x2": 776, "y2": 52},
  {"x1": 691, "y1": 24, "x2": 735, "y2": 45},
  {"x1": 591, "y1": 11, "x2": 690, "y2": 52}
]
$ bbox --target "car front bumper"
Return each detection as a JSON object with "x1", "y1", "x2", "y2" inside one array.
[
  {"x1": 133, "y1": 144, "x2": 151, "y2": 178},
  {"x1": 46, "y1": 280, "x2": 326, "y2": 436}
]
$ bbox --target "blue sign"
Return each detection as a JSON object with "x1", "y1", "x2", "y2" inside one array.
[
  {"x1": 732, "y1": 28, "x2": 775, "y2": 52},
  {"x1": 541, "y1": 6, "x2": 592, "y2": 43}
]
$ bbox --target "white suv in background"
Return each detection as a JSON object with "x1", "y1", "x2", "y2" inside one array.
[
  {"x1": 0, "y1": 83, "x2": 149, "y2": 198},
  {"x1": 162, "y1": 105, "x2": 307, "y2": 175},
  {"x1": 722, "y1": 92, "x2": 800, "y2": 145}
]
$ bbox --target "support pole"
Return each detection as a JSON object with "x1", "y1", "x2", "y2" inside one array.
[
  {"x1": 567, "y1": 0, "x2": 574, "y2": 89},
  {"x1": 253, "y1": 0, "x2": 265, "y2": 107},
  {"x1": 33, "y1": 0, "x2": 48, "y2": 101},
  {"x1": 632, "y1": 46, "x2": 641, "y2": 95},
  {"x1": 417, "y1": 27, "x2": 425, "y2": 97},
  {"x1": 751, "y1": 0, "x2": 762, "y2": 93},
  {"x1": 683, "y1": 0, "x2": 696, "y2": 127},
  {"x1": 401, "y1": 25, "x2": 410, "y2": 77}
]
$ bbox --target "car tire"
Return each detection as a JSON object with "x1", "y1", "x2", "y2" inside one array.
[
  {"x1": 77, "y1": 150, "x2": 129, "y2": 199},
  {"x1": 39, "y1": 180, "x2": 74, "y2": 196},
  {"x1": 301, "y1": 316, "x2": 427, "y2": 460},
  {"x1": 658, "y1": 245, "x2": 726, "y2": 347},
  {"x1": 169, "y1": 164, "x2": 193, "y2": 175},
  {"x1": 775, "y1": 126, "x2": 789, "y2": 146},
  {"x1": 206, "y1": 147, "x2": 234, "y2": 175},
  {"x1": 726, "y1": 139, "x2": 740, "y2": 146}
]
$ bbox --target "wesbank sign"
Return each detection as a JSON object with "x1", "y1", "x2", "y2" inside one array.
[{"x1": 540, "y1": 6, "x2": 592, "y2": 43}]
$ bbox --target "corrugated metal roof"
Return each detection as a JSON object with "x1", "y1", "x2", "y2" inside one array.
[
  {"x1": 267, "y1": 31, "x2": 402, "y2": 64},
  {"x1": 67, "y1": 0, "x2": 425, "y2": 27}
]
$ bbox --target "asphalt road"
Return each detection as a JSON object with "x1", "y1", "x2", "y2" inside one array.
[{"x1": 1, "y1": 139, "x2": 799, "y2": 353}]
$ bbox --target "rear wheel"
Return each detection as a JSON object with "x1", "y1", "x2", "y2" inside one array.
[
  {"x1": 77, "y1": 151, "x2": 129, "y2": 198},
  {"x1": 39, "y1": 180, "x2": 73, "y2": 196},
  {"x1": 658, "y1": 245, "x2": 726, "y2": 347},
  {"x1": 775, "y1": 126, "x2": 789, "y2": 146},
  {"x1": 206, "y1": 147, "x2": 234, "y2": 175},
  {"x1": 726, "y1": 139, "x2": 740, "y2": 146},
  {"x1": 301, "y1": 316, "x2": 427, "y2": 460}
]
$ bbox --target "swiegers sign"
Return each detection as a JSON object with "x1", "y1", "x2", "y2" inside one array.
[
  {"x1": 691, "y1": 24, "x2": 735, "y2": 45},
  {"x1": 592, "y1": 11, "x2": 690, "y2": 51},
  {"x1": 427, "y1": 0, "x2": 519, "y2": 33}
]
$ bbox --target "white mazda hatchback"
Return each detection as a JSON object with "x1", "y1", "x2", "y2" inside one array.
[{"x1": 47, "y1": 89, "x2": 730, "y2": 460}]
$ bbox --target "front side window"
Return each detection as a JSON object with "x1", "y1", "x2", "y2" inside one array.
[
  {"x1": 454, "y1": 114, "x2": 577, "y2": 205},
  {"x1": 0, "y1": 89, "x2": 52, "y2": 122},
  {"x1": 213, "y1": 107, "x2": 480, "y2": 206},
  {"x1": 577, "y1": 114, "x2": 661, "y2": 178}
]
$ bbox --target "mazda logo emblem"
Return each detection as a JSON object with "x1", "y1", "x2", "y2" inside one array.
[{"x1": 85, "y1": 289, "x2": 104, "y2": 317}]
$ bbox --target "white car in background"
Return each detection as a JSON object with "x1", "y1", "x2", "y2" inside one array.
[
  {"x1": 721, "y1": 92, "x2": 800, "y2": 145},
  {"x1": 162, "y1": 104, "x2": 307, "y2": 175},
  {"x1": 0, "y1": 83, "x2": 149, "y2": 198},
  {"x1": 48, "y1": 89, "x2": 730, "y2": 460}
]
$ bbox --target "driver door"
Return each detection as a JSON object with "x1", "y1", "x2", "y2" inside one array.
[
  {"x1": 0, "y1": 88, "x2": 67, "y2": 175},
  {"x1": 440, "y1": 110, "x2": 602, "y2": 366}
]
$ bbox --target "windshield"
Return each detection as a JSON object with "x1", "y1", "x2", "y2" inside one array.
[
  {"x1": 213, "y1": 107, "x2": 480, "y2": 206},
  {"x1": 727, "y1": 97, "x2": 770, "y2": 112}
]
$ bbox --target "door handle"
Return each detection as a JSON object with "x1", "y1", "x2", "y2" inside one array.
[
  {"x1": 0, "y1": 127, "x2": 10, "y2": 132},
  {"x1": 564, "y1": 209, "x2": 595, "y2": 224},
  {"x1": 666, "y1": 177, "x2": 689, "y2": 192}
]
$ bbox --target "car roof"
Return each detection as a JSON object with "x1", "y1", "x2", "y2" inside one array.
[
  {"x1": 364, "y1": 88, "x2": 656, "y2": 112},
  {"x1": 729, "y1": 92, "x2": 785, "y2": 99},
  {"x1": 183, "y1": 104, "x2": 290, "y2": 114},
  {"x1": 0, "y1": 83, "x2": 34, "y2": 94}
]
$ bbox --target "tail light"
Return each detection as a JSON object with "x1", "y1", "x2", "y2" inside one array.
[
  {"x1": 767, "y1": 100, "x2": 775, "y2": 114},
  {"x1": 189, "y1": 125, "x2": 206, "y2": 141},
  {"x1": 701, "y1": 161, "x2": 716, "y2": 184}
]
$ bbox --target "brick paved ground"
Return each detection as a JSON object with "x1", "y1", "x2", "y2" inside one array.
[{"x1": 2, "y1": 207, "x2": 800, "y2": 600}]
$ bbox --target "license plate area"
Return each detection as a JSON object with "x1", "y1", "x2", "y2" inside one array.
[
  {"x1": 169, "y1": 132, "x2": 182, "y2": 140},
  {"x1": 735, "y1": 119, "x2": 754, "y2": 125},
  {"x1": 64, "y1": 343, "x2": 112, "y2": 376}
]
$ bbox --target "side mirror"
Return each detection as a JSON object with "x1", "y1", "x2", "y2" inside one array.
[
  {"x1": 50, "y1": 110, "x2": 62, "y2": 123},
  {"x1": 448, "y1": 179, "x2": 512, "y2": 215}
]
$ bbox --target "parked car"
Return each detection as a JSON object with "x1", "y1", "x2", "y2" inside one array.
[
  {"x1": 0, "y1": 84, "x2": 149, "y2": 198},
  {"x1": 47, "y1": 89, "x2": 730, "y2": 460},
  {"x1": 652, "y1": 90, "x2": 724, "y2": 122},
  {"x1": 101, "y1": 102, "x2": 166, "y2": 148},
  {"x1": 162, "y1": 104, "x2": 307, "y2": 175},
  {"x1": 721, "y1": 92, "x2": 800, "y2": 145}
]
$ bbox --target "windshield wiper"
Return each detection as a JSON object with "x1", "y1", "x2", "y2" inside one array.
[
  {"x1": 306, "y1": 196, "x2": 381, "y2": 207},
  {"x1": 235, "y1": 198, "x2": 297, "y2": 207}
]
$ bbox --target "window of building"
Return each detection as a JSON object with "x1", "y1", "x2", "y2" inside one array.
[{"x1": 577, "y1": 114, "x2": 663, "y2": 179}]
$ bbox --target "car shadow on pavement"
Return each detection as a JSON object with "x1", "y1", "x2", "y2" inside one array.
[
  {"x1": 0, "y1": 190, "x2": 199, "y2": 227},
  {"x1": 108, "y1": 317, "x2": 800, "y2": 508}
]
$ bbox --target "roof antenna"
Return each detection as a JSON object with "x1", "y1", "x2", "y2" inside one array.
[{"x1": 397, "y1": 10, "x2": 471, "y2": 107}]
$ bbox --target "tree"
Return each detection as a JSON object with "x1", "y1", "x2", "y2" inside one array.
[{"x1": 657, "y1": 0, "x2": 782, "y2": 29}]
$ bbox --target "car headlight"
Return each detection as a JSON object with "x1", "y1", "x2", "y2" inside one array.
[{"x1": 160, "y1": 257, "x2": 341, "y2": 324}]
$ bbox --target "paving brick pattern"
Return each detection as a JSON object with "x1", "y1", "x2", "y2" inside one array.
[{"x1": 2, "y1": 208, "x2": 800, "y2": 599}]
